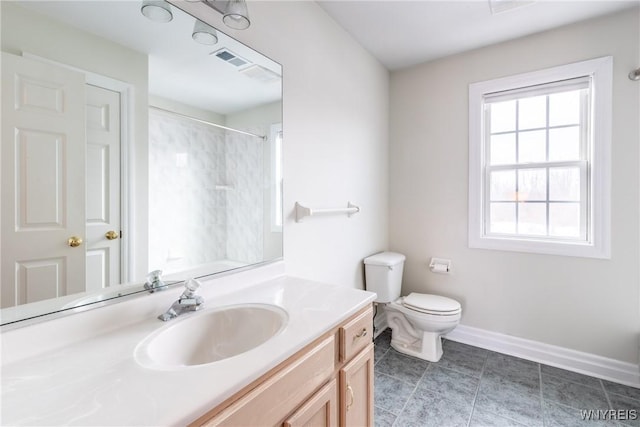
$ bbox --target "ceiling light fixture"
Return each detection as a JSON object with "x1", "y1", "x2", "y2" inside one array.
[
  {"x1": 202, "y1": 0, "x2": 251, "y2": 30},
  {"x1": 141, "y1": 0, "x2": 173, "y2": 23},
  {"x1": 223, "y1": 0, "x2": 251, "y2": 30},
  {"x1": 192, "y1": 19, "x2": 219, "y2": 45}
]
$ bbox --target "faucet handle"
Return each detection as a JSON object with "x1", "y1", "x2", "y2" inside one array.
[
  {"x1": 177, "y1": 278, "x2": 204, "y2": 310},
  {"x1": 144, "y1": 269, "x2": 167, "y2": 293},
  {"x1": 181, "y1": 278, "x2": 201, "y2": 298}
]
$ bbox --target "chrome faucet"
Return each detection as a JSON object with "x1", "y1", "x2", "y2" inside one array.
[
  {"x1": 144, "y1": 270, "x2": 167, "y2": 293},
  {"x1": 157, "y1": 278, "x2": 204, "y2": 321}
]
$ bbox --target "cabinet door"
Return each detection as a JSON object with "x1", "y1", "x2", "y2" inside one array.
[
  {"x1": 202, "y1": 336, "x2": 335, "y2": 426},
  {"x1": 339, "y1": 344, "x2": 374, "y2": 426},
  {"x1": 284, "y1": 379, "x2": 337, "y2": 427}
]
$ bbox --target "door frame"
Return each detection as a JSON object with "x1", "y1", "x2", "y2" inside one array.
[{"x1": 23, "y1": 53, "x2": 134, "y2": 283}]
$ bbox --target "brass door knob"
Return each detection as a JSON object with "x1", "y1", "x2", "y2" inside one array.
[
  {"x1": 105, "y1": 230, "x2": 119, "y2": 240},
  {"x1": 67, "y1": 236, "x2": 83, "y2": 247}
]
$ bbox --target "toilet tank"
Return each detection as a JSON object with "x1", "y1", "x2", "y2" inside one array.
[{"x1": 364, "y1": 252, "x2": 406, "y2": 303}]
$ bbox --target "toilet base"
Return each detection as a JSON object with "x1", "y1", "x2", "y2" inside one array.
[{"x1": 390, "y1": 330, "x2": 444, "y2": 362}]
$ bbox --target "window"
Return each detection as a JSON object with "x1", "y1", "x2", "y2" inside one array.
[
  {"x1": 270, "y1": 123, "x2": 283, "y2": 231},
  {"x1": 468, "y1": 57, "x2": 612, "y2": 258}
]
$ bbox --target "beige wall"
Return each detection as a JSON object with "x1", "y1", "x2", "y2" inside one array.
[
  {"x1": 389, "y1": 9, "x2": 640, "y2": 363},
  {"x1": 176, "y1": 1, "x2": 390, "y2": 289}
]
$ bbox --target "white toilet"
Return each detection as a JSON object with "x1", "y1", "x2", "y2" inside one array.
[{"x1": 364, "y1": 252, "x2": 461, "y2": 362}]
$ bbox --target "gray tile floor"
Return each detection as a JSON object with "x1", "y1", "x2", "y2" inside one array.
[{"x1": 373, "y1": 329, "x2": 640, "y2": 427}]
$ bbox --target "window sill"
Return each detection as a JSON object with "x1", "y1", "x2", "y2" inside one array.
[{"x1": 468, "y1": 235, "x2": 610, "y2": 259}]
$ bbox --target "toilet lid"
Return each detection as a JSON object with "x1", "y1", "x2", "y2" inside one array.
[{"x1": 403, "y1": 293, "x2": 461, "y2": 314}]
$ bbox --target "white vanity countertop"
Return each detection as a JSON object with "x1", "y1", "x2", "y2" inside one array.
[{"x1": 1, "y1": 274, "x2": 376, "y2": 426}]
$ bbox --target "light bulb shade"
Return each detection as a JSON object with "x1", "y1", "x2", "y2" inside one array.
[
  {"x1": 223, "y1": 0, "x2": 250, "y2": 30},
  {"x1": 192, "y1": 20, "x2": 218, "y2": 45},
  {"x1": 141, "y1": 0, "x2": 173, "y2": 23}
]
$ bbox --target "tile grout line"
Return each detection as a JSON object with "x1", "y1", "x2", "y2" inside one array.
[
  {"x1": 463, "y1": 350, "x2": 529, "y2": 427},
  {"x1": 465, "y1": 351, "x2": 489, "y2": 427},
  {"x1": 538, "y1": 363, "x2": 546, "y2": 427},
  {"x1": 391, "y1": 361, "x2": 432, "y2": 427},
  {"x1": 542, "y1": 365, "x2": 610, "y2": 392},
  {"x1": 374, "y1": 347, "x2": 390, "y2": 367},
  {"x1": 373, "y1": 343, "x2": 430, "y2": 426},
  {"x1": 600, "y1": 378, "x2": 615, "y2": 410},
  {"x1": 599, "y1": 379, "x2": 624, "y2": 427},
  {"x1": 374, "y1": 369, "x2": 415, "y2": 422},
  {"x1": 542, "y1": 364, "x2": 626, "y2": 426}
]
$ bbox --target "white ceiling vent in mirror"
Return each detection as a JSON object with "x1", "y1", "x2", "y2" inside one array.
[
  {"x1": 240, "y1": 64, "x2": 281, "y2": 84},
  {"x1": 212, "y1": 47, "x2": 250, "y2": 67}
]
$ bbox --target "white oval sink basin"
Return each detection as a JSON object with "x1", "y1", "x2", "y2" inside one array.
[{"x1": 135, "y1": 303, "x2": 288, "y2": 369}]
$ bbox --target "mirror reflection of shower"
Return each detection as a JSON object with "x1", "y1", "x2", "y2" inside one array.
[{"x1": 148, "y1": 107, "x2": 281, "y2": 275}]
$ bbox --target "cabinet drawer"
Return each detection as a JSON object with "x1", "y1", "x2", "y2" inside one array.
[
  {"x1": 339, "y1": 306, "x2": 373, "y2": 362},
  {"x1": 202, "y1": 335, "x2": 335, "y2": 426}
]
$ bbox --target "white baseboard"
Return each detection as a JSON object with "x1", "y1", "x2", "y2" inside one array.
[{"x1": 445, "y1": 324, "x2": 640, "y2": 388}]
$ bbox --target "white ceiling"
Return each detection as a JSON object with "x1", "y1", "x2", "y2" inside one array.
[
  {"x1": 317, "y1": 0, "x2": 639, "y2": 70},
  {"x1": 13, "y1": 0, "x2": 638, "y2": 109}
]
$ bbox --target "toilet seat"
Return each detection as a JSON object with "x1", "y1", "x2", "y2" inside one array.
[{"x1": 402, "y1": 293, "x2": 461, "y2": 316}]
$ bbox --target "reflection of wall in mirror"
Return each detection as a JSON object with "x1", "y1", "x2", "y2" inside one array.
[
  {"x1": 226, "y1": 101, "x2": 284, "y2": 261},
  {"x1": 0, "y1": 2, "x2": 150, "y2": 285}
]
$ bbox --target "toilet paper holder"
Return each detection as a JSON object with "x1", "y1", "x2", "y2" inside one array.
[{"x1": 429, "y1": 257, "x2": 451, "y2": 274}]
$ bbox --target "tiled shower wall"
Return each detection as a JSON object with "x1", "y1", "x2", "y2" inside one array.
[
  {"x1": 148, "y1": 109, "x2": 263, "y2": 273},
  {"x1": 225, "y1": 129, "x2": 264, "y2": 264}
]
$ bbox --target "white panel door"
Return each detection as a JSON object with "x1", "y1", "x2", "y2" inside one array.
[
  {"x1": 85, "y1": 84, "x2": 121, "y2": 291},
  {"x1": 1, "y1": 53, "x2": 86, "y2": 308}
]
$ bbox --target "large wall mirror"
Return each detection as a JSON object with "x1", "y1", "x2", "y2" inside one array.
[{"x1": 1, "y1": 1, "x2": 283, "y2": 325}]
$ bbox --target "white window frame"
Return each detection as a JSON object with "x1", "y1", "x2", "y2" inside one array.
[
  {"x1": 468, "y1": 56, "x2": 612, "y2": 258},
  {"x1": 270, "y1": 123, "x2": 283, "y2": 232}
]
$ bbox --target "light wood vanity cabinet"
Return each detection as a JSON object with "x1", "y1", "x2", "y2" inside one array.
[
  {"x1": 339, "y1": 345, "x2": 374, "y2": 426},
  {"x1": 193, "y1": 305, "x2": 374, "y2": 427},
  {"x1": 284, "y1": 378, "x2": 338, "y2": 427}
]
